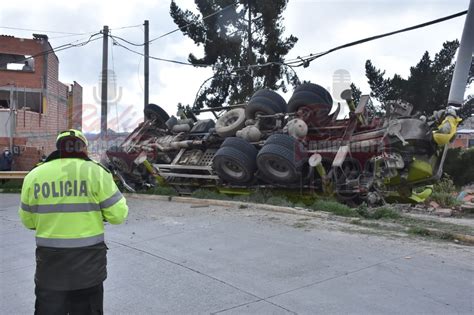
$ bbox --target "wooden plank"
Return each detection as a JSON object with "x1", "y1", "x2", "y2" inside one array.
[{"x1": 0, "y1": 171, "x2": 28, "y2": 179}]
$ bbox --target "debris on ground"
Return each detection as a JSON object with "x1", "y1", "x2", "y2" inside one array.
[{"x1": 434, "y1": 208, "x2": 453, "y2": 217}]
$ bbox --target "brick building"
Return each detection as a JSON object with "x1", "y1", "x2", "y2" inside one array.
[
  {"x1": 0, "y1": 34, "x2": 82, "y2": 170},
  {"x1": 450, "y1": 116, "x2": 474, "y2": 149}
]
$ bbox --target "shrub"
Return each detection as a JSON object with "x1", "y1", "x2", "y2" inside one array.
[
  {"x1": 428, "y1": 175, "x2": 461, "y2": 207},
  {"x1": 430, "y1": 192, "x2": 461, "y2": 208},
  {"x1": 443, "y1": 148, "x2": 474, "y2": 187}
]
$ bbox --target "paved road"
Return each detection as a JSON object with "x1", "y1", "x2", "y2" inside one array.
[{"x1": 1, "y1": 193, "x2": 473, "y2": 314}]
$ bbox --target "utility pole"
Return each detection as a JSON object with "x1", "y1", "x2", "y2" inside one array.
[
  {"x1": 144, "y1": 20, "x2": 150, "y2": 114},
  {"x1": 101, "y1": 25, "x2": 109, "y2": 142},
  {"x1": 247, "y1": 1, "x2": 253, "y2": 94},
  {"x1": 448, "y1": 0, "x2": 474, "y2": 106},
  {"x1": 9, "y1": 84, "x2": 14, "y2": 152}
]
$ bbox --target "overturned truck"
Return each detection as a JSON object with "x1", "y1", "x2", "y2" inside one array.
[
  {"x1": 105, "y1": 1, "x2": 473, "y2": 205},
  {"x1": 105, "y1": 83, "x2": 461, "y2": 205}
]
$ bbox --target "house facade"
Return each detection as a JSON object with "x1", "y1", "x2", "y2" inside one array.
[{"x1": 0, "y1": 34, "x2": 82, "y2": 170}]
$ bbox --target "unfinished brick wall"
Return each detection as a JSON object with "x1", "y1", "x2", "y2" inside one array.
[
  {"x1": 0, "y1": 35, "x2": 82, "y2": 170},
  {"x1": 0, "y1": 35, "x2": 48, "y2": 88}
]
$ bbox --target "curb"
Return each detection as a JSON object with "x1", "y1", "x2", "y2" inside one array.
[
  {"x1": 124, "y1": 193, "x2": 332, "y2": 220},
  {"x1": 124, "y1": 193, "x2": 474, "y2": 246}
]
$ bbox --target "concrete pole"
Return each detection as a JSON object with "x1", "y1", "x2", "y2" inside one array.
[
  {"x1": 448, "y1": 0, "x2": 474, "y2": 106},
  {"x1": 101, "y1": 25, "x2": 109, "y2": 143},
  {"x1": 9, "y1": 85, "x2": 14, "y2": 152},
  {"x1": 144, "y1": 20, "x2": 150, "y2": 114},
  {"x1": 247, "y1": 1, "x2": 253, "y2": 95}
]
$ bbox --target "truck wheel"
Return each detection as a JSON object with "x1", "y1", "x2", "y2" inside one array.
[
  {"x1": 213, "y1": 146, "x2": 257, "y2": 184},
  {"x1": 215, "y1": 108, "x2": 246, "y2": 137},
  {"x1": 251, "y1": 89, "x2": 287, "y2": 113},
  {"x1": 221, "y1": 137, "x2": 258, "y2": 157},
  {"x1": 246, "y1": 96, "x2": 281, "y2": 119},
  {"x1": 257, "y1": 143, "x2": 306, "y2": 183},
  {"x1": 264, "y1": 134, "x2": 304, "y2": 151},
  {"x1": 294, "y1": 83, "x2": 333, "y2": 105},
  {"x1": 288, "y1": 91, "x2": 331, "y2": 113},
  {"x1": 144, "y1": 104, "x2": 170, "y2": 127}
]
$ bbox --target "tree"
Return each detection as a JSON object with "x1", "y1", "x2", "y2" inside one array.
[
  {"x1": 170, "y1": 0, "x2": 298, "y2": 109},
  {"x1": 364, "y1": 40, "x2": 462, "y2": 115}
]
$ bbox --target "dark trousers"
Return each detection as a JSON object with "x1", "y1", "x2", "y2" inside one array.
[{"x1": 35, "y1": 283, "x2": 103, "y2": 315}]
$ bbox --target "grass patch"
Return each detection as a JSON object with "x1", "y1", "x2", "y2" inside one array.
[
  {"x1": 309, "y1": 199, "x2": 358, "y2": 217},
  {"x1": 356, "y1": 204, "x2": 401, "y2": 220},
  {"x1": 398, "y1": 217, "x2": 473, "y2": 236},
  {"x1": 407, "y1": 226, "x2": 431, "y2": 236},
  {"x1": 292, "y1": 222, "x2": 307, "y2": 229},
  {"x1": 427, "y1": 175, "x2": 461, "y2": 208},
  {"x1": 265, "y1": 196, "x2": 293, "y2": 207},
  {"x1": 350, "y1": 220, "x2": 385, "y2": 229},
  {"x1": 140, "y1": 186, "x2": 179, "y2": 196},
  {"x1": 429, "y1": 192, "x2": 461, "y2": 208},
  {"x1": 0, "y1": 179, "x2": 23, "y2": 193},
  {"x1": 191, "y1": 189, "x2": 233, "y2": 200}
]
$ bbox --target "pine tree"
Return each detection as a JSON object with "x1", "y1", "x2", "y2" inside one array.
[
  {"x1": 170, "y1": 0, "x2": 298, "y2": 109},
  {"x1": 364, "y1": 40, "x2": 462, "y2": 115}
]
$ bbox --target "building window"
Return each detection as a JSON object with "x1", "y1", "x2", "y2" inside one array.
[
  {"x1": 469, "y1": 139, "x2": 474, "y2": 148},
  {"x1": 15, "y1": 90, "x2": 42, "y2": 112},
  {"x1": 0, "y1": 90, "x2": 9, "y2": 109},
  {"x1": 0, "y1": 89, "x2": 42, "y2": 113},
  {"x1": 0, "y1": 53, "x2": 35, "y2": 72}
]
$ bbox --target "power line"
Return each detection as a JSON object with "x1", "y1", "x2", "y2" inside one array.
[
  {"x1": 109, "y1": 34, "x2": 143, "y2": 47},
  {"x1": 0, "y1": 26, "x2": 90, "y2": 35},
  {"x1": 0, "y1": 33, "x2": 102, "y2": 68},
  {"x1": 109, "y1": 2, "x2": 240, "y2": 47},
  {"x1": 285, "y1": 9, "x2": 468, "y2": 67},
  {"x1": 48, "y1": 32, "x2": 98, "y2": 40},
  {"x1": 110, "y1": 24, "x2": 142, "y2": 31},
  {"x1": 148, "y1": 1, "x2": 239, "y2": 44},
  {"x1": 110, "y1": 35, "x2": 206, "y2": 67},
  {"x1": 1, "y1": 24, "x2": 141, "y2": 41}
]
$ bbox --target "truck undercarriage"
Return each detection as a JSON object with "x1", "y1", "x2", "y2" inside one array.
[{"x1": 105, "y1": 84, "x2": 461, "y2": 205}]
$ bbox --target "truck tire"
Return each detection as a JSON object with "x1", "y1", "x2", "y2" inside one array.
[
  {"x1": 215, "y1": 108, "x2": 246, "y2": 138},
  {"x1": 251, "y1": 89, "x2": 287, "y2": 113},
  {"x1": 144, "y1": 104, "x2": 170, "y2": 125},
  {"x1": 288, "y1": 91, "x2": 331, "y2": 113},
  {"x1": 213, "y1": 146, "x2": 257, "y2": 184},
  {"x1": 221, "y1": 137, "x2": 258, "y2": 157},
  {"x1": 264, "y1": 134, "x2": 304, "y2": 151},
  {"x1": 245, "y1": 96, "x2": 281, "y2": 120},
  {"x1": 294, "y1": 83, "x2": 333, "y2": 105},
  {"x1": 257, "y1": 143, "x2": 306, "y2": 183}
]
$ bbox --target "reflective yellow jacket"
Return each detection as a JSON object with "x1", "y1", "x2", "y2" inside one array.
[{"x1": 19, "y1": 154, "x2": 128, "y2": 248}]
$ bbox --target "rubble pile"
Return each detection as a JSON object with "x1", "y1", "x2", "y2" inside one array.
[{"x1": 458, "y1": 185, "x2": 474, "y2": 213}]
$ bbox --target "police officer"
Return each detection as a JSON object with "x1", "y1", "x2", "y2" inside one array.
[{"x1": 19, "y1": 129, "x2": 128, "y2": 314}]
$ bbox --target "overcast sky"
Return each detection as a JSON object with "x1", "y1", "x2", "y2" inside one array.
[{"x1": 0, "y1": 0, "x2": 471, "y2": 132}]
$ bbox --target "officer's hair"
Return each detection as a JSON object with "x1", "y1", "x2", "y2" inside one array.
[{"x1": 56, "y1": 136, "x2": 86, "y2": 153}]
